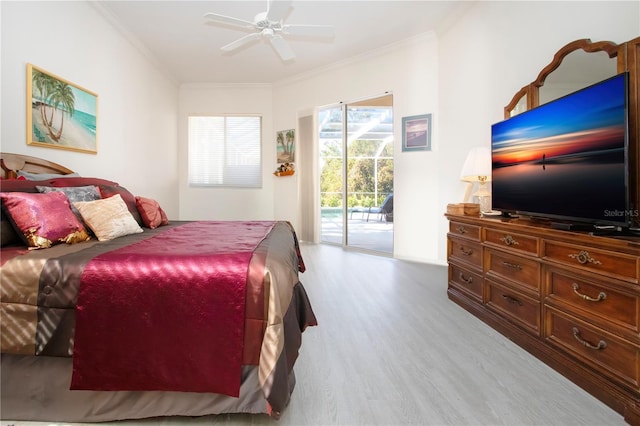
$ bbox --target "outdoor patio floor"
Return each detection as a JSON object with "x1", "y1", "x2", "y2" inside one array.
[{"x1": 321, "y1": 212, "x2": 393, "y2": 253}]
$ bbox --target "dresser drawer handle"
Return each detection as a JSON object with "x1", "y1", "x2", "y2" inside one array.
[
  {"x1": 500, "y1": 235, "x2": 519, "y2": 246},
  {"x1": 502, "y1": 261, "x2": 522, "y2": 270},
  {"x1": 572, "y1": 283, "x2": 607, "y2": 302},
  {"x1": 502, "y1": 294, "x2": 523, "y2": 306},
  {"x1": 568, "y1": 250, "x2": 602, "y2": 266},
  {"x1": 457, "y1": 226, "x2": 467, "y2": 234},
  {"x1": 572, "y1": 327, "x2": 607, "y2": 350},
  {"x1": 459, "y1": 246, "x2": 473, "y2": 256},
  {"x1": 458, "y1": 272, "x2": 473, "y2": 284}
]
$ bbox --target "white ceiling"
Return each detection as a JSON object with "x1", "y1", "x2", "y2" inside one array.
[{"x1": 93, "y1": 1, "x2": 473, "y2": 85}]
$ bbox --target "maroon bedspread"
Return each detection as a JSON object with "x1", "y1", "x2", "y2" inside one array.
[{"x1": 70, "y1": 221, "x2": 276, "y2": 396}]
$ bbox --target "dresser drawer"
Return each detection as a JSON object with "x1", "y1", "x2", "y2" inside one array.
[
  {"x1": 449, "y1": 221, "x2": 481, "y2": 242},
  {"x1": 448, "y1": 237, "x2": 482, "y2": 269},
  {"x1": 449, "y1": 264, "x2": 483, "y2": 302},
  {"x1": 484, "y1": 228, "x2": 539, "y2": 256},
  {"x1": 545, "y1": 308, "x2": 640, "y2": 392},
  {"x1": 545, "y1": 267, "x2": 640, "y2": 338},
  {"x1": 543, "y1": 241, "x2": 639, "y2": 284},
  {"x1": 485, "y1": 249, "x2": 541, "y2": 295},
  {"x1": 487, "y1": 280, "x2": 540, "y2": 335}
]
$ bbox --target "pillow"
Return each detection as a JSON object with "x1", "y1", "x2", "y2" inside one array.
[
  {"x1": 1, "y1": 179, "x2": 47, "y2": 193},
  {"x1": 74, "y1": 194, "x2": 143, "y2": 241},
  {"x1": 17, "y1": 170, "x2": 80, "y2": 181},
  {"x1": 1, "y1": 176, "x2": 117, "y2": 194},
  {"x1": 135, "y1": 196, "x2": 169, "y2": 229},
  {"x1": 49, "y1": 176, "x2": 119, "y2": 188},
  {"x1": 0, "y1": 191, "x2": 90, "y2": 249},
  {"x1": 36, "y1": 185, "x2": 102, "y2": 221},
  {"x1": 98, "y1": 185, "x2": 143, "y2": 226}
]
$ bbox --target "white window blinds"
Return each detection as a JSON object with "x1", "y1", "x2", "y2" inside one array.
[{"x1": 188, "y1": 115, "x2": 262, "y2": 188}]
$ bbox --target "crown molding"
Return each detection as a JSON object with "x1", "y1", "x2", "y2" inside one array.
[{"x1": 89, "y1": 1, "x2": 179, "y2": 87}]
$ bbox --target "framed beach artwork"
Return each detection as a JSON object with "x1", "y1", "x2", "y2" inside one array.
[
  {"x1": 402, "y1": 113, "x2": 431, "y2": 152},
  {"x1": 276, "y1": 128, "x2": 295, "y2": 163},
  {"x1": 26, "y1": 63, "x2": 98, "y2": 154}
]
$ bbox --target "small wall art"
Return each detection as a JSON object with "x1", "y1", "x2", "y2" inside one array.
[
  {"x1": 276, "y1": 128, "x2": 295, "y2": 163},
  {"x1": 27, "y1": 63, "x2": 98, "y2": 154},
  {"x1": 402, "y1": 113, "x2": 431, "y2": 152}
]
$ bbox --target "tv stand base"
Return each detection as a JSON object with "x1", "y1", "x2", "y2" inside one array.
[{"x1": 550, "y1": 222, "x2": 594, "y2": 231}]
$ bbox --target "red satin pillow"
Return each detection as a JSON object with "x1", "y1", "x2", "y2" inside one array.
[
  {"x1": 0, "y1": 191, "x2": 90, "y2": 249},
  {"x1": 49, "y1": 177, "x2": 119, "y2": 187},
  {"x1": 135, "y1": 196, "x2": 169, "y2": 229},
  {"x1": 1, "y1": 176, "x2": 118, "y2": 193}
]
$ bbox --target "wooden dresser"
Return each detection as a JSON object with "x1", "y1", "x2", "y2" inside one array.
[{"x1": 446, "y1": 213, "x2": 640, "y2": 425}]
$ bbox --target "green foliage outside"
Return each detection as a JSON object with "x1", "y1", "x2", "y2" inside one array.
[{"x1": 320, "y1": 139, "x2": 393, "y2": 208}]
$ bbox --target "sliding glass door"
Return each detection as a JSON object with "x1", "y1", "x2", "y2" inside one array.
[
  {"x1": 319, "y1": 95, "x2": 394, "y2": 253},
  {"x1": 318, "y1": 106, "x2": 344, "y2": 245}
]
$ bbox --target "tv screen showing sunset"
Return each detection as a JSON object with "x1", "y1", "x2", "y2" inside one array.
[{"x1": 491, "y1": 73, "x2": 628, "y2": 224}]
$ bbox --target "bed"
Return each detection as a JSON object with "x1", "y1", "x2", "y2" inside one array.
[{"x1": 0, "y1": 152, "x2": 317, "y2": 422}]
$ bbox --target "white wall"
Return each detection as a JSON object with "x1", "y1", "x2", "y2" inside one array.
[
  {"x1": 177, "y1": 84, "x2": 276, "y2": 220},
  {"x1": 0, "y1": 1, "x2": 179, "y2": 218}
]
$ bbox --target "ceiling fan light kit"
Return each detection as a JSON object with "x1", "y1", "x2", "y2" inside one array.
[{"x1": 204, "y1": 0, "x2": 334, "y2": 61}]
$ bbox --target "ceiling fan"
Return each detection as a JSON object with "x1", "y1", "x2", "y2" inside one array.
[{"x1": 204, "y1": 0, "x2": 334, "y2": 61}]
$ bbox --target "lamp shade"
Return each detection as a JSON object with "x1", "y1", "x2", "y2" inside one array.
[{"x1": 460, "y1": 146, "x2": 492, "y2": 182}]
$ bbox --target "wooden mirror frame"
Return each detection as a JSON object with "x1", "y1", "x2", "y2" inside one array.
[
  {"x1": 503, "y1": 37, "x2": 640, "y2": 227},
  {"x1": 504, "y1": 39, "x2": 620, "y2": 118}
]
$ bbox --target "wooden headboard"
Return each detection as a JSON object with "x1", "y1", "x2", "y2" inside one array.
[{"x1": 0, "y1": 152, "x2": 75, "y2": 179}]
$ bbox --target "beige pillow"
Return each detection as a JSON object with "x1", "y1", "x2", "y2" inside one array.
[{"x1": 74, "y1": 194, "x2": 143, "y2": 241}]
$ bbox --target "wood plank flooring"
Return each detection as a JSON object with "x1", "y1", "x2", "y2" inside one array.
[{"x1": 2, "y1": 243, "x2": 626, "y2": 425}]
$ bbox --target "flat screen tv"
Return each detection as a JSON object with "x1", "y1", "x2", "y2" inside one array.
[{"x1": 491, "y1": 72, "x2": 630, "y2": 228}]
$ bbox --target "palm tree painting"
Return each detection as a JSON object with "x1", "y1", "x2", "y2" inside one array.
[
  {"x1": 276, "y1": 129, "x2": 295, "y2": 163},
  {"x1": 27, "y1": 64, "x2": 98, "y2": 154}
]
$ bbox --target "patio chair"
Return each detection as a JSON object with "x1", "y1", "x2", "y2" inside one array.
[
  {"x1": 367, "y1": 193, "x2": 393, "y2": 222},
  {"x1": 349, "y1": 206, "x2": 368, "y2": 219}
]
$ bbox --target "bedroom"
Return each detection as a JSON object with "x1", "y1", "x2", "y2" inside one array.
[{"x1": 1, "y1": 0, "x2": 639, "y2": 425}]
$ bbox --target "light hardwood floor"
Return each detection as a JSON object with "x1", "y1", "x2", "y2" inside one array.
[{"x1": 3, "y1": 243, "x2": 626, "y2": 426}]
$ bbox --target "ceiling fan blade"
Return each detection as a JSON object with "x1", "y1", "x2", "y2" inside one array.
[
  {"x1": 266, "y1": 0, "x2": 292, "y2": 22},
  {"x1": 221, "y1": 32, "x2": 262, "y2": 52},
  {"x1": 204, "y1": 12, "x2": 255, "y2": 29},
  {"x1": 269, "y1": 35, "x2": 295, "y2": 61},
  {"x1": 282, "y1": 24, "x2": 335, "y2": 37}
]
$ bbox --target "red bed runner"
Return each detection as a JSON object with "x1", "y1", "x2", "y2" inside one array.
[{"x1": 71, "y1": 221, "x2": 275, "y2": 396}]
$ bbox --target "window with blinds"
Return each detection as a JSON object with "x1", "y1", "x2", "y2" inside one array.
[{"x1": 188, "y1": 115, "x2": 262, "y2": 188}]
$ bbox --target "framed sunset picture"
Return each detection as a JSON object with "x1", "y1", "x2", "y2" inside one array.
[
  {"x1": 402, "y1": 113, "x2": 431, "y2": 152},
  {"x1": 27, "y1": 63, "x2": 98, "y2": 154}
]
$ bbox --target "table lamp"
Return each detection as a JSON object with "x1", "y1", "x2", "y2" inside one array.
[{"x1": 460, "y1": 146, "x2": 492, "y2": 213}]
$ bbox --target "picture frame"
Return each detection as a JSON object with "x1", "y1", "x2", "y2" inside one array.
[
  {"x1": 26, "y1": 63, "x2": 98, "y2": 154},
  {"x1": 276, "y1": 128, "x2": 295, "y2": 163},
  {"x1": 402, "y1": 113, "x2": 431, "y2": 152}
]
